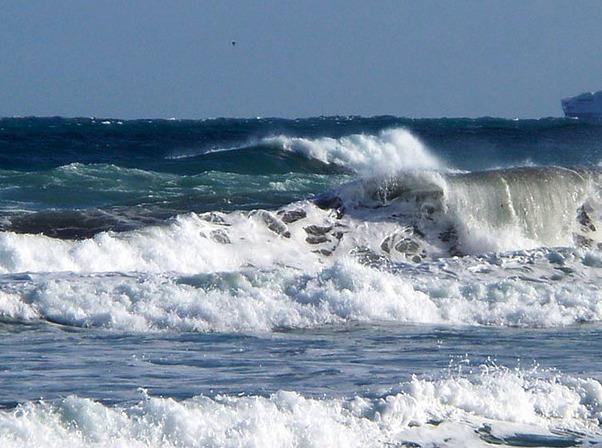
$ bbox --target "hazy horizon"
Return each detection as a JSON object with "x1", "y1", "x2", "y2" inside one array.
[{"x1": 2, "y1": 1, "x2": 602, "y2": 119}]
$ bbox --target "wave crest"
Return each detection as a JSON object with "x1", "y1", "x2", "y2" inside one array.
[{"x1": 264, "y1": 128, "x2": 442, "y2": 175}]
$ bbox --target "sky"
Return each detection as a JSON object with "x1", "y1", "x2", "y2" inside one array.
[{"x1": 1, "y1": 0, "x2": 602, "y2": 119}]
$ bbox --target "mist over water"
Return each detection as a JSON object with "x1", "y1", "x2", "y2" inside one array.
[{"x1": 1, "y1": 117, "x2": 602, "y2": 446}]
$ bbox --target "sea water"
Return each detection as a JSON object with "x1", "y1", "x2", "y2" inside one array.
[{"x1": 0, "y1": 116, "x2": 602, "y2": 447}]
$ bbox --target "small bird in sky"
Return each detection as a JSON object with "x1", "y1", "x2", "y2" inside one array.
[{"x1": 231, "y1": 41, "x2": 236, "y2": 47}]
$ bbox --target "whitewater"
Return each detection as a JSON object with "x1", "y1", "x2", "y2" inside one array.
[{"x1": 1, "y1": 116, "x2": 602, "y2": 447}]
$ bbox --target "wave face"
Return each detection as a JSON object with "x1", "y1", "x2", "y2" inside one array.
[
  {"x1": 443, "y1": 167, "x2": 598, "y2": 251},
  {"x1": 333, "y1": 166, "x2": 602, "y2": 254}
]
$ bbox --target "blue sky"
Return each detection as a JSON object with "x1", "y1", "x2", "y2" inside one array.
[{"x1": 2, "y1": 1, "x2": 601, "y2": 119}]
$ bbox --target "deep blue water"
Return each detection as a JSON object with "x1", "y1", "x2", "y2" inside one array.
[{"x1": 2, "y1": 116, "x2": 601, "y2": 172}]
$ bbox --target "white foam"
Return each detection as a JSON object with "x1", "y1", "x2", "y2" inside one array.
[
  {"x1": 1, "y1": 250, "x2": 601, "y2": 332},
  {"x1": 0, "y1": 208, "x2": 325, "y2": 275},
  {"x1": 1, "y1": 367, "x2": 600, "y2": 447}
]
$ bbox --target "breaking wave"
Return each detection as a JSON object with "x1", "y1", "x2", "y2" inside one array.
[
  {"x1": 176, "y1": 128, "x2": 443, "y2": 175},
  {"x1": 0, "y1": 165, "x2": 600, "y2": 275},
  {"x1": 261, "y1": 128, "x2": 443, "y2": 175},
  {"x1": 333, "y1": 165, "x2": 602, "y2": 254}
]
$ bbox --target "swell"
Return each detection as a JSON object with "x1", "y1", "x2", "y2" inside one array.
[{"x1": 163, "y1": 145, "x2": 345, "y2": 175}]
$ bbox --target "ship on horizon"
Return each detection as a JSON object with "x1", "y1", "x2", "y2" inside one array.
[{"x1": 561, "y1": 90, "x2": 602, "y2": 120}]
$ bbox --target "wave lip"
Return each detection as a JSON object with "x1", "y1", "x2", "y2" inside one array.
[{"x1": 1, "y1": 366, "x2": 600, "y2": 447}]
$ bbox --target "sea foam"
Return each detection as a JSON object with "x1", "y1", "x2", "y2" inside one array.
[
  {"x1": 1, "y1": 366, "x2": 600, "y2": 447},
  {"x1": 1, "y1": 249, "x2": 601, "y2": 332}
]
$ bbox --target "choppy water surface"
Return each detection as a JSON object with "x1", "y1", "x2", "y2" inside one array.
[{"x1": 1, "y1": 116, "x2": 602, "y2": 447}]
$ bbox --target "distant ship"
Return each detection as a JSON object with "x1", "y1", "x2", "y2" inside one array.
[{"x1": 561, "y1": 90, "x2": 602, "y2": 120}]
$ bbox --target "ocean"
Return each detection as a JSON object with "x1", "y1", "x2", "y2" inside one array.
[{"x1": 0, "y1": 116, "x2": 602, "y2": 447}]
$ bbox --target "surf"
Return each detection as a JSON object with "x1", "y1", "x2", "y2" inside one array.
[{"x1": 1, "y1": 365, "x2": 600, "y2": 448}]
